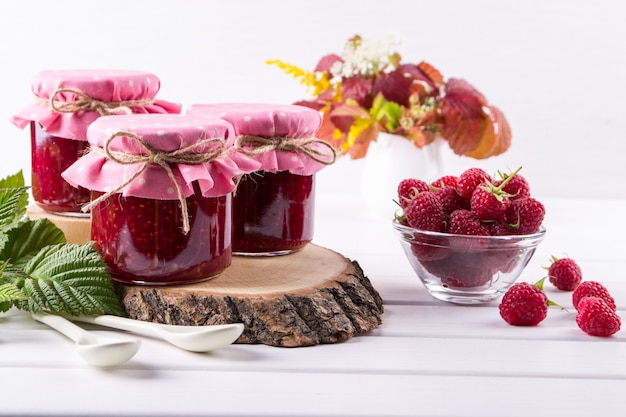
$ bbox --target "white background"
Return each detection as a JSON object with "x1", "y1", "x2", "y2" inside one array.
[{"x1": 1, "y1": 0, "x2": 625, "y2": 200}]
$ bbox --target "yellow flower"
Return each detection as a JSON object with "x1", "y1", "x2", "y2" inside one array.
[{"x1": 266, "y1": 59, "x2": 331, "y2": 97}]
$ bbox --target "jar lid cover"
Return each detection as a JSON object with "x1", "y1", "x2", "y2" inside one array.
[
  {"x1": 11, "y1": 69, "x2": 182, "y2": 140},
  {"x1": 62, "y1": 114, "x2": 261, "y2": 200},
  {"x1": 187, "y1": 103, "x2": 335, "y2": 175}
]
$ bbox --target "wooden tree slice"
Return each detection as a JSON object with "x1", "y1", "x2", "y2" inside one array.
[
  {"x1": 116, "y1": 244, "x2": 384, "y2": 347},
  {"x1": 26, "y1": 204, "x2": 91, "y2": 245}
]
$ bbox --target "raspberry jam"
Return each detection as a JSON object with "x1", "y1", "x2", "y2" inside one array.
[
  {"x1": 30, "y1": 122, "x2": 90, "y2": 214},
  {"x1": 90, "y1": 185, "x2": 232, "y2": 285},
  {"x1": 233, "y1": 170, "x2": 314, "y2": 256}
]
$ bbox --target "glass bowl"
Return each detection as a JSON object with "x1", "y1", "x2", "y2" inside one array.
[{"x1": 392, "y1": 218, "x2": 546, "y2": 304}]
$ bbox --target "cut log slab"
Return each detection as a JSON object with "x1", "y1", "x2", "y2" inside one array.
[{"x1": 116, "y1": 244, "x2": 384, "y2": 347}]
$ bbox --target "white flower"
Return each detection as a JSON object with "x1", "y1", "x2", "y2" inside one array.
[{"x1": 330, "y1": 34, "x2": 403, "y2": 79}]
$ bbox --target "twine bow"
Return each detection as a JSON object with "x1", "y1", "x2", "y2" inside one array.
[
  {"x1": 234, "y1": 135, "x2": 337, "y2": 165},
  {"x1": 44, "y1": 87, "x2": 155, "y2": 115},
  {"x1": 83, "y1": 131, "x2": 227, "y2": 234}
]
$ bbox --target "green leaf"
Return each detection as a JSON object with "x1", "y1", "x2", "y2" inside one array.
[
  {"x1": 0, "y1": 282, "x2": 28, "y2": 313},
  {"x1": 13, "y1": 242, "x2": 125, "y2": 317},
  {"x1": 0, "y1": 219, "x2": 66, "y2": 268},
  {"x1": 0, "y1": 170, "x2": 25, "y2": 189}
]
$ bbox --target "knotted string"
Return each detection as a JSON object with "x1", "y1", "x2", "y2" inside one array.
[
  {"x1": 42, "y1": 87, "x2": 155, "y2": 115},
  {"x1": 82, "y1": 131, "x2": 227, "y2": 234},
  {"x1": 234, "y1": 135, "x2": 337, "y2": 165}
]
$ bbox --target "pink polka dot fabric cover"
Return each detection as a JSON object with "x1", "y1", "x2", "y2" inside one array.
[
  {"x1": 62, "y1": 114, "x2": 261, "y2": 199},
  {"x1": 186, "y1": 103, "x2": 332, "y2": 176},
  {"x1": 11, "y1": 69, "x2": 182, "y2": 140}
]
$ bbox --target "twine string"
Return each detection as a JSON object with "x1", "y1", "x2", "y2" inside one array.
[
  {"x1": 44, "y1": 87, "x2": 155, "y2": 115},
  {"x1": 234, "y1": 135, "x2": 337, "y2": 165},
  {"x1": 83, "y1": 131, "x2": 227, "y2": 234}
]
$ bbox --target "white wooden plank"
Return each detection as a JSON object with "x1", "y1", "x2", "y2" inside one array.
[{"x1": 1, "y1": 368, "x2": 624, "y2": 417}]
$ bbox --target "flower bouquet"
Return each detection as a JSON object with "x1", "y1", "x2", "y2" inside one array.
[{"x1": 268, "y1": 35, "x2": 512, "y2": 160}]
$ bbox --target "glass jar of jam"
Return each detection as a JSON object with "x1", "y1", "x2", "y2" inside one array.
[
  {"x1": 62, "y1": 114, "x2": 260, "y2": 285},
  {"x1": 11, "y1": 69, "x2": 182, "y2": 216},
  {"x1": 187, "y1": 103, "x2": 336, "y2": 256}
]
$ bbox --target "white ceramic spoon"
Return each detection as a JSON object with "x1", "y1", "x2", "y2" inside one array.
[
  {"x1": 32, "y1": 312, "x2": 141, "y2": 367},
  {"x1": 70, "y1": 315, "x2": 244, "y2": 353}
]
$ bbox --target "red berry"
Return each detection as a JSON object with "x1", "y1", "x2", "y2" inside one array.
[
  {"x1": 433, "y1": 185, "x2": 467, "y2": 215},
  {"x1": 572, "y1": 281, "x2": 616, "y2": 311},
  {"x1": 470, "y1": 182, "x2": 512, "y2": 222},
  {"x1": 547, "y1": 256, "x2": 582, "y2": 291},
  {"x1": 397, "y1": 178, "x2": 430, "y2": 209},
  {"x1": 431, "y1": 175, "x2": 458, "y2": 189},
  {"x1": 446, "y1": 209, "x2": 489, "y2": 236},
  {"x1": 495, "y1": 171, "x2": 531, "y2": 200},
  {"x1": 457, "y1": 168, "x2": 491, "y2": 202},
  {"x1": 506, "y1": 197, "x2": 545, "y2": 235},
  {"x1": 499, "y1": 281, "x2": 549, "y2": 326},
  {"x1": 404, "y1": 191, "x2": 446, "y2": 232},
  {"x1": 576, "y1": 296, "x2": 621, "y2": 337}
]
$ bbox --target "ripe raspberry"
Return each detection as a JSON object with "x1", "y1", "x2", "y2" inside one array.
[
  {"x1": 572, "y1": 281, "x2": 616, "y2": 311},
  {"x1": 433, "y1": 185, "x2": 467, "y2": 214},
  {"x1": 499, "y1": 280, "x2": 549, "y2": 326},
  {"x1": 576, "y1": 296, "x2": 621, "y2": 337},
  {"x1": 404, "y1": 191, "x2": 446, "y2": 232},
  {"x1": 431, "y1": 175, "x2": 458, "y2": 189},
  {"x1": 446, "y1": 209, "x2": 489, "y2": 236},
  {"x1": 446, "y1": 209, "x2": 490, "y2": 252},
  {"x1": 547, "y1": 256, "x2": 582, "y2": 291},
  {"x1": 505, "y1": 197, "x2": 545, "y2": 235},
  {"x1": 397, "y1": 178, "x2": 430, "y2": 209},
  {"x1": 495, "y1": 171, "x2": 531, "y2": 200},
  {"x1": 470, "y1": 181, "x2": 512, "y2": 222},
  {"x1": 457, "y1": 167, "x2": 491, "y2": 202}
]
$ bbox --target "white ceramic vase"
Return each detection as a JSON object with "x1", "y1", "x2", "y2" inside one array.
[{"x1": 360, "y1": 133, "x2": 445, "y2": 219}]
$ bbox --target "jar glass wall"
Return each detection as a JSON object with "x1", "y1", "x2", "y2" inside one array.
[
  {"x1": 91, "y1": 184, "x2": 232, "y2": 285},
  {"x1": 30, "y1": 122, "x2": 90, "y2": 215},
  {"x1": 233, "y1": 170, "x2": 314, "y2": 256}
]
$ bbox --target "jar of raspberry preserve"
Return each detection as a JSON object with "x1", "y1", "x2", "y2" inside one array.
[
  {"x1": 187, "y1": 103, "x2": 336, "y2": 256},
  {"x1": 62, "y1": 113, "x2": 261, "y2": 285},
  {"x1": 10, "y1": 69, "x2": 181, "y2": 216}
]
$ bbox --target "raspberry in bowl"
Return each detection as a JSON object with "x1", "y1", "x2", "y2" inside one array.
[{"x1": 392, "y1": 168, "x2": 546, "y2": 304}]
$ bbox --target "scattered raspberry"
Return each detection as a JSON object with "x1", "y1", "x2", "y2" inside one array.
[
  {"x1": 457, "y1": 167, "x2": 491, "y2": 202},
  {"x1": 397, "y1": 178, "x2": 430, "y2": 209},
  {"x1": 499, "y1": 279, "x2": 549, "y2": 326},
  {"x1": 547, "y1": 256, "x2": 582, "y2": 291},
  {"x1": 404, "y1": 191, "x2": 446, "y2": 232},
  {"x1": 572, "y1": 281, "x2": 616, "y2": 311},
  {"x1": 576, "y1": 296, "x2": 621, "y2": 337},
  {"x1": 506, "y1": 197, "x2": 545, "y2": 235}
]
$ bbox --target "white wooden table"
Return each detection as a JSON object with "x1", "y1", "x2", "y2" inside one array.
[{"x1": 1, "y1": 195, "x2": 625, "y2": 417}]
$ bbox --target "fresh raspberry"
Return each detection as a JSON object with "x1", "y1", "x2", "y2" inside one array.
[
  {"x1": 397, "y1": 178, "x2": 430, "y2": 209},
  {"x1": 487, "y1": 221, "x2": 515, "y2": 236},
  {"x1": 547, "y1": 256, "x2": 582, "y2": 291},
  {"x1": 446, "y1": 209, "x2": 489, "y2": 236},
  {"x1": 575, "y1": 296, "x2": 621, "y2": 337},
  {"x1": 470, "y1": 181, "x2": 512, "y2": 222},
  {"x1": 499, "y1": 279, "x2": 549, "y2": 326},
  {"x1": 445, "y1": 209, "x2": 490, "y2": 252},
  {"x1": 432, "y1": 185, "x2": 467, "y2": 215},
  {"x1": 572, "y1": 281, "x2": 616, "y2": 311},
  {"x1": 457, "y1": 168, "x2": 491, "y2": 202},
  {"x1": 505, "y1": 197, "x2": 545, "y2": 235},
  {"x1": 437, "y1": 252, "x2": 494, "y2": 288},
  {"x1": 404, "y1": 191, "x2": 446, "y2": 232},
  {"x1": 495, "y1": 171, "x2": 531, "y2": 200},
  {"x1": 431, "y1": 175, "x2": 458, "y2": 189}
]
